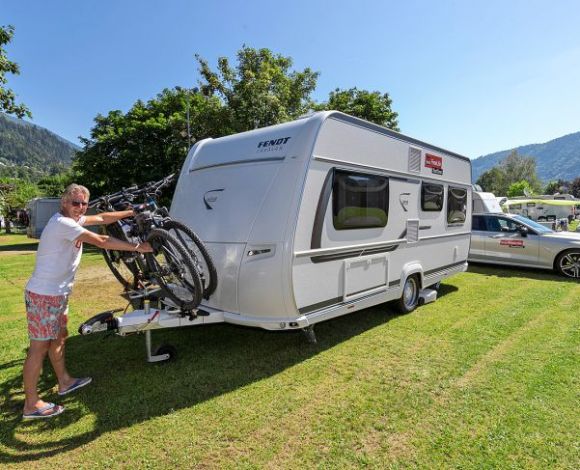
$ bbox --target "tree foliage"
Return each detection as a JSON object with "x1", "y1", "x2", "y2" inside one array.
[
  {"x1": 570, "y1": 177, "x2": 580, "y2": 198},
  {"x1": 72, "y1": 88, "x2": 225, "y2": 195},
  {"x1": 37, "y1": 172, "x2": 74, "y2": 197},
  {"x1": 316, "y1": 88, "x2": 399, "y2": 130},
  {"x1": 476, "y1": 150, "x2": 541, "y2": 195},
  {"x1": 0, "y1": 177, "x2": 40, "y2": 216},
  {"x1": 0, "y1": 25, "x2": 31, "y2": 118},
  {"x1": 507, "y1": 180, "x2": 533, "y2": 197},
  {"x1": 543, "y1": 179, "x2": 571, "y2": 195},
  {"x1": 476, "y1": 167, "x2": 506, "y2": 195},
  {"x1": 196, "y1": 46, "x2": 319, "y2": 132}
]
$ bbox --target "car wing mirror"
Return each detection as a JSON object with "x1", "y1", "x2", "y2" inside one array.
[{"x1": 518, "y1": 226, "x2": 529, "y2": 237}]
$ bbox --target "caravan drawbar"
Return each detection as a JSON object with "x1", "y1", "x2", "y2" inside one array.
[{"x1": 167, "y1": 111, "x2": 472, "y2": 331}]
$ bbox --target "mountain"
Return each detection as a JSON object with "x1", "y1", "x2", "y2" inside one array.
[
  {"x1": 472, "y1": 131, "x2": 580, "y2": 183},
  {"x1": 0, "y1": 113, "x2": 79, "y2": 178}
]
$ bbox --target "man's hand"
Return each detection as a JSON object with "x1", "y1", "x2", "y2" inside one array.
[{"x1": 136, "y1": 242, "x2": 153, "y2": 253}]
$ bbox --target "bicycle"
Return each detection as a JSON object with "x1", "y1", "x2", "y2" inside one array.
[{"x1": 89, "y1": 175, "x2": 218, "y2": 310}]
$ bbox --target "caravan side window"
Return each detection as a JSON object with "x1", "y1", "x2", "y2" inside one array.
[
  {"x1": 332, "y1": 170, "x2": 389, "y2": 230},
  {"x1": 421, "y1": 183, "x2": 444, "y2": 211},
  {"x1": 446, "y1": 186, "x2": 467, "y2": 225}
]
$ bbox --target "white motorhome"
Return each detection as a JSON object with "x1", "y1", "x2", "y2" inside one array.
[
  {"x1": 26, "y1": 197, "x2": 61, "y2": 238},
  {"x1": 169, "y1": 111, "x2": 472, "y2": 332}
]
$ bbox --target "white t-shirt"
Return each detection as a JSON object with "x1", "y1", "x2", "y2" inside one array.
[{"x1": 26, "y1": 212, "x2": 89, "y2": 296}]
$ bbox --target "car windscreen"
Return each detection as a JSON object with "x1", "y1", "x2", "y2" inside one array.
[{"x1": 513, "y1": 215, "x2": 553, "y2": 234}]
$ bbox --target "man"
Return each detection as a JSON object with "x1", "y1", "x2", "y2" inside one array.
[{"x1": 22, "y1": 183, "x2": 153, "y2": 419}]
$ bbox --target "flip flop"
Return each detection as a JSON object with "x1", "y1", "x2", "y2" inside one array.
[
  {"x1": 23, "y1": 403, "x2": 64, "y2": 420},
  {"x1": 58, "y1": 377, "x2": 93, "y2": 396}
]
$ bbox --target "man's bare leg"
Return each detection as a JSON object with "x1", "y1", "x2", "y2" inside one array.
[
  {"x1": 23, "y1": 340, "x2": 53, "y2": 414},
  {"x1": 48, "y1": 330, "x2": 75, "y2": 392}
]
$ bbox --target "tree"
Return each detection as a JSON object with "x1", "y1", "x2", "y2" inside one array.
[
  {"x1": 196, "y1": 46, "x2": 319, "y2": 131},
  {"x1": 544, "y1": 179, "x2": 570, "y2": 195},
  {"x1": 0, "y1": 178, "x2": 40, "y2": 233},
  {"x1": 500, "y1": 150, "x2": 542, "y2": 193},
  {"x1": 507, "y1": 180, "x2": 533, "y2": 197},
  {"x1": 0, "y1": 25, "x2": 31, "y2": 118},
  {"x1": 37, "y1": 172, "x2": 74, "y2": 197},
  {"x1": 476, "y1": 167, "x2": 508, "y2": 195},
  {"x1": 316, "y1": 88, "x2": 399, "y2": 130},
  {"x1": 476, "y1": 150, "x2": 542, "y2": 196},
  {"x1": 570, "y1": 177, "x2": 580, "y2": 198},
  {"x1": 544, "y1": 180, "x2": 560, "y2": 195},
  {"x1": 73, "y1": 88, "x2": 225, "y2": 195}
]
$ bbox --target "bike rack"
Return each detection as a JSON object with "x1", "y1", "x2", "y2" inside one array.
[{"x1": 79, "y1": 285, "x2": 223, "y2": 363}]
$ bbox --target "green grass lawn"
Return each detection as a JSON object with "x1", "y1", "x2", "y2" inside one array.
[{"x1": 0, "y1": 234, "x2": 578, "y2": 469}]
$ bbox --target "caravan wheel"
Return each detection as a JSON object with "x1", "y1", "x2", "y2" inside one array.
[{"x1": 396, "y1": 275, "x2": 420, "y2": 314}]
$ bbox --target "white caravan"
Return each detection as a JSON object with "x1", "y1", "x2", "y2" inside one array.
[
  {"x1": 473, "y1": 191, "x2": 503, "y2": 214},
  {"x1": 26, "y1": 197, "x2": 61, "y2": 238},
  {"x1": 501, "y1": 197, "x2": 579, "y2": 222},
  {"x1": 169, "y1": 111, "x2": 472, "y2": 332}
]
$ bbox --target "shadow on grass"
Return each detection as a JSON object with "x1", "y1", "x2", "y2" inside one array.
[
  {"x1": 467, "y1": 262, "x2": 578, "y2": 283},
  {"x1": 0, "y1": 297, "x2": 416, "y2": 463},
  {"x1": 0, "y1": 243, "x2": 39, "y2": 252}
]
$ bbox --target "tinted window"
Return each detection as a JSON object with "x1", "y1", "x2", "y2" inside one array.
[
  {"x1": 447, "y1": 186, "x2": 467, "y2": 224},
  {"x1": 512, "y1": 215, "x2": 551, "y2": 233},
  {"x1": 421, "y1": 183, "x2": 444, "y2": 211},
  {"x1": 332, "y1": 170, "x2": 389, "y2": 230},
  {"x1": 472, "y1": 215, "x2": 485, "y2": 231},
  {"x1": 483, "y1": 216, "x2": 526, "y2": 233}
]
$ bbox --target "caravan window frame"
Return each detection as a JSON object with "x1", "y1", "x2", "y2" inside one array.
[
  {"x1": 421, "y1": 182, "x2": 444, "y2": 212},
  {"x1": 446, "y1": 185, "x2": 467, "y2": 225},
  {"x1": 331, "y1": 169, "x2": 389, "y2": 230}
]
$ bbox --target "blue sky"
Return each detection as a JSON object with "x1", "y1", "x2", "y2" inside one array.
[{"x1": 3, "y1": 0, "x2": 580, "y2": 158}]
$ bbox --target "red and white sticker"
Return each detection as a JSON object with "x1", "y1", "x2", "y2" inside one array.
[
  {"x1": 500, "y1": 239, "x2": 524, "y2": 248},
  {"x1": 425, "y1": 153, "x2": 443, "y2": 175}
]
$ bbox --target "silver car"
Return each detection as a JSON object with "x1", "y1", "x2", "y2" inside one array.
[{"x1": 469, "y1": 213, "x2": 580, "y2": 278}]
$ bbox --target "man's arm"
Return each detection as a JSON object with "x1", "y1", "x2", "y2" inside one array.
[
  {"x1": 76, "y1": 230, "x2": 153, "y2": 252},
  {"x1": 83, "y1": 210, "x2": 134, "y2": 226}
]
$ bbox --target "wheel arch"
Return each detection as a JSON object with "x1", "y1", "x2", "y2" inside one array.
[
  {"x1": 553, "y1": 247, "x2": 580, "y2": 275},
  {"x1": 400, "y1": 262, "x2": 424, "y2": 290}
]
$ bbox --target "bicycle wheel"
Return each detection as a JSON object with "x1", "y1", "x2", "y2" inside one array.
[
  {"x1": 100, "y1": 223, "x2": 142, "y2": 290},
  {"x1": 145, "y1": 228, "x2": 203, "y2": 310},
  {"x1": 162, "y1": 220, "x2": 218, "y2": 299},
  {"x1": 102, "y1": 247, "x2": 140, "y2": 290}
]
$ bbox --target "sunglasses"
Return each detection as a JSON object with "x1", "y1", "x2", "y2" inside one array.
[{"x1": 71, "y1": 200, "x2": 89, "y2": 207}]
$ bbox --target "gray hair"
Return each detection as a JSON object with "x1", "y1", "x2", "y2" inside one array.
[{"x1": 61, "y1": 183, "x2": 90, "y2": 209}]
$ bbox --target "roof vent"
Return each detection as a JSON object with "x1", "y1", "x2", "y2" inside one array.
[{"x1": 408, "y1": 147, "x2": 422, "y2": 173}]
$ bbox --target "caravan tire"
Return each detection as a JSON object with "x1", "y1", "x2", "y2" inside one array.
[{"x1": 396, "y1": 275, "x2": 420, "y2": 314}]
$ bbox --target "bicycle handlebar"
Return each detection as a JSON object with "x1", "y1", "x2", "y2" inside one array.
[{"x1": 88, "y1": 174, "x2": 175, "y2": 209}]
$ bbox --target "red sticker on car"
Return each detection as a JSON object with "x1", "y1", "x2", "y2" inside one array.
[
  {"x1": 500, "y1": 239, "x2": 524, "y2": 248},
  {"x1": 425, "y1": 154, "x2": 443, "y2": 175}
]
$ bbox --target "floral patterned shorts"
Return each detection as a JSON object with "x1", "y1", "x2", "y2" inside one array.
[{"x1": 24, "y1": 290, "x2": 69, "y2": 341}]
